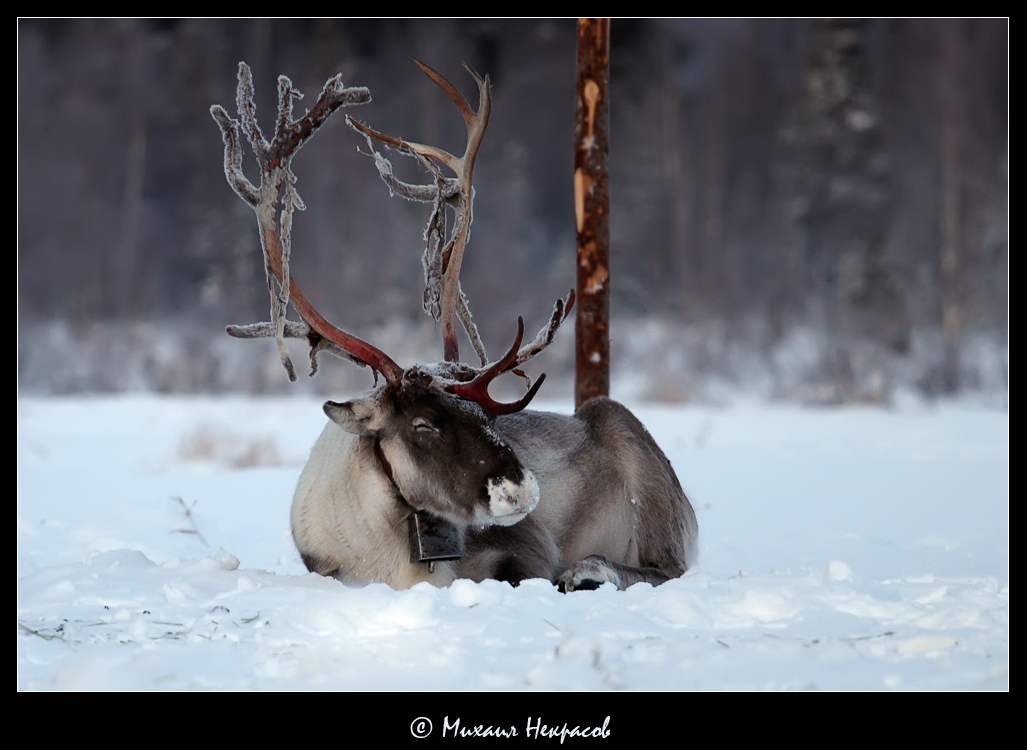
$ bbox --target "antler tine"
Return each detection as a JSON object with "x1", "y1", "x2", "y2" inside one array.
[
  {"x1": 445, "y1": 318, "x2": 546, "y2": 415},
  {"x1": 511, "y1": 290, "x2": 576, "y2": 371},
  {"x1": 412, "y1": 59, "x2": 479, "y2": 130},
  {"x1": 410, "y1": 59, "x2": 491, "y2": 185}
]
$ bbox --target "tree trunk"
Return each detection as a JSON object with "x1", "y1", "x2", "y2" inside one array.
[{"x1": 574, "y1": 18, "x2": 611, "y2": 409}]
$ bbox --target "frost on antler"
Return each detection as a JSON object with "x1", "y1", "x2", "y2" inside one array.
[
  {"x1": 351, "y1": 127, "x2": 454, "y2": 329},
  {"x1": 515, "y1": 291, "x2": 576, "y2": 370},
  {"x1": 347, "y1": 60, "x2": 491, "y2": 365},
  {"x1": 211, "y1": 62, "x2": 373, "y2": 381}
]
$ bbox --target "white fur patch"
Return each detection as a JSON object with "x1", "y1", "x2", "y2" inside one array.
[{"x1": 482, "y1": 470, "x2": 540, "y2": 526}]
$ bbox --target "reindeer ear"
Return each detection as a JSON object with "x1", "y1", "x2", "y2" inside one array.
[{"x1": 324, "y1": 396, "x2": 388, "y2": 435}]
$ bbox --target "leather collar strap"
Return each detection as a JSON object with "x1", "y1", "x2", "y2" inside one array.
[{"x1": 373, "y1": 437, "x2": 399, "y2": 492}]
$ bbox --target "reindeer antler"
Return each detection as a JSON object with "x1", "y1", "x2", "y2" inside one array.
[
  {"x1": 348, "y1": 60, "x2": 492, "y2": 366},
  {"x1": 211, "y1": 63, "x2": 403, "y2": 386},
  {"x1": 349, "y1": 60, "x2": 573, "y2": 398},
  {"x1": 212, "y1": 60, "x2": 572, "y2": 415}
]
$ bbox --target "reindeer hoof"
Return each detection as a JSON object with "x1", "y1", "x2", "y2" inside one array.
[{"x1": 557, "y1": 555, "x2": 623, "y2": 592}]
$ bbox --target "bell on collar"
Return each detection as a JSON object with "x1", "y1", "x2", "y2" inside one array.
[{"x1": 409, "y1": 510, "x2": 464, "y2": 564}]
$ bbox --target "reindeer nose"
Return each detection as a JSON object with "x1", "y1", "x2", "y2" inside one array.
[{"x1": 486, "y1": 469, "x2": 540, "y2": 525}]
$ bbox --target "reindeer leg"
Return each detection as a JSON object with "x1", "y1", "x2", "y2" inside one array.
[{"x1": 557, "y1": 555, "x2": 675, "y2": 592}]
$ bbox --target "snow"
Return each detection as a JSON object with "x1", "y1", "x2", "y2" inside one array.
[{"x1": 17, "y1": 395, "x2": 1007, "y2": 691}]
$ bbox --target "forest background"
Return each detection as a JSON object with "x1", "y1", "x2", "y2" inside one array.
[{"x1": 17, "y1": 18, "x2": 1008, "y2": 405}]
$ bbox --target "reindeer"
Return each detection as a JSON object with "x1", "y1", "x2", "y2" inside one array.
[{"x1": 211, "y1": 60, "x2": 697, "y2": 591}]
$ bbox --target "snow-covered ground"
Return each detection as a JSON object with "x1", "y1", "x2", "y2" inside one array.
[{"x1": 17, "y1": 394, "x2": 1007, "y2": 691}]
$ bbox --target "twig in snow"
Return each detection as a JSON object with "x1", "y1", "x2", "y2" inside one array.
[
  {"x1": 18, "y1": 622, "x2": 67, "y2": 643},
  {"x1": 169, "y1": 496, "x2": 209, "y2": 548}
]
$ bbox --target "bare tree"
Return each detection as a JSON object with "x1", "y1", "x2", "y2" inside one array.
[{"x1": 574, "y1": 18, "x2": 611, "y2": 409}]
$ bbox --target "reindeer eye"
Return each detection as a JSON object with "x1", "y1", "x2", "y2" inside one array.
[{"x1": 411, "y1": 417, "x2": 439, "y2": 434}]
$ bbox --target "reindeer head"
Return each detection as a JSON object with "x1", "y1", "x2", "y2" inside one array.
[
  {"x1": 315, "y1": 322, "x2": 548, "y2": 529},
  {"x1": 324, "y1": 367, "x2": 540, "y2": 528}
]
